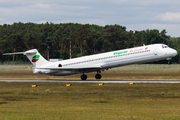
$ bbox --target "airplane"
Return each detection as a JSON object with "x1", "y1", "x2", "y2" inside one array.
[{"x1": 3, "y1": 44, "x2": 177, "y2": 80}]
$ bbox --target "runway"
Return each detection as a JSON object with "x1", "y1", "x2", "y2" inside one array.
[{"x1": 1, "y1": 79, "x2": 180, "y2": 83}]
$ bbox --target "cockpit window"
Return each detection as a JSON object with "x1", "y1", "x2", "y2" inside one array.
[{"x1": 162, "y1": 45, "x2": 169, "y2": 48}]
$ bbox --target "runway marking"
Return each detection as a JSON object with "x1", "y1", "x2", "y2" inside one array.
[{"x1": 0, "y1": 79, "x2": 180, "y2": 83}]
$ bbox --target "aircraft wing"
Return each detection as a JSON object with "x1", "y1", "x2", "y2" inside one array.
[{"x1": 36, "y1": 65, "x2": 102, "y2": 71}]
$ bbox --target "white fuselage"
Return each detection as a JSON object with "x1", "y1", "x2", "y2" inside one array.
[{"x1": 34, "y1": 44, "x2": 177, "y2": 76}]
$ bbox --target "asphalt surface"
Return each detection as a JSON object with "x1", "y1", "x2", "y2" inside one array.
[{"x1": 1, "y1": 79, "x2": 180, "y2": 83}]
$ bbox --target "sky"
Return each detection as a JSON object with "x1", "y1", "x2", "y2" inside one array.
[{"x1": 0, "y1": 0, "x2": 180, "y2": 37}]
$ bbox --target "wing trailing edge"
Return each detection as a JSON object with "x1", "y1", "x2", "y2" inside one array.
[{"x1": 36, "y1": 65, "x2": 102, "y2": 70}]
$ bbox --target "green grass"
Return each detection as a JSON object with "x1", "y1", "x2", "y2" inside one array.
[
  {"x1": 0, "y1": 64, "x2": 180, "y2": 70},
  {"x1": 0, "y1": 64, "x2": 180, "y2": 80},
  {"x1": 111, "y1": 64, "x2": 180, "y2": 70},
  {"x1": 1, "y1": 82, "x2": 180, "y2": 120},
  {"x1": 0, "y1": 64, "x2": 33, "y2": 70}
]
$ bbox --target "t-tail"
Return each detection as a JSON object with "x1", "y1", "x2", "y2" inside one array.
[{"x1": 3, "y1": 49, "x2": 49, "y2": 68}]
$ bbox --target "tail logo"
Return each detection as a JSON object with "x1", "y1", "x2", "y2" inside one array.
[{"x1": 32, "y1": 55, "x2": 40, "y2": 62}]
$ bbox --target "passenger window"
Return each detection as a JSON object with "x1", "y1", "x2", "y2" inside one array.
[{"x1": 58, "y1": 64, "x2": 62, "y2": 67}]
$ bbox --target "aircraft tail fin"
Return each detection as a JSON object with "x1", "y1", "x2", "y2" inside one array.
[{"x1": 3, "y1": 49, "x2": 49, "y2": 67}]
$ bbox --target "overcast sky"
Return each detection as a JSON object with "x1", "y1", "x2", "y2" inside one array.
[{"x1": 0, "y1": 0, "x2": 180, "y2": 37}]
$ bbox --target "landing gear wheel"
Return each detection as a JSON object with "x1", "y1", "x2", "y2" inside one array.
[
  {"x1": 95, "y1": 74, "x2": 101, "y2": 79},
  {"x1": 81, "y1": 74, "x2": 87, "y2": 80}
]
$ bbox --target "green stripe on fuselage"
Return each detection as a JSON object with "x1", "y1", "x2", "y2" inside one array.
[{"x1": 113, "y1": 51, "x2": 128, "y2": 55}]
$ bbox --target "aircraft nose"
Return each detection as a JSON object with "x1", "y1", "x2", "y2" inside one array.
[
  {"x1": 174, "y1": 49, "x2": 177, "y2": 56},
  {"x1": 171, "y1": 49, "x2": 177, "y2": 56}
]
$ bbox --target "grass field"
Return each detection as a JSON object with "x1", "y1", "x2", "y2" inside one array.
[
  {"x1": 0, "y1": 64, "x2": 180, "y2": 119},
  {"x1": 0, "y1": 64, "x2": 180, "y2": 80},
  {"x1": 1, "y1": 82, "x2": 180, "y2": 120},
  {"x1": 0, "y1": 64, "x2": 180, "y2": 70}
]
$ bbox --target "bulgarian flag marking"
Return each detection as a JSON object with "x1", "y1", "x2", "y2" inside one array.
[{"x1": 32, "y1": 55, "x2": 40, "y2": 62}]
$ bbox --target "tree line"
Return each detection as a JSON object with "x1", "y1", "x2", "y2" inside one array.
[{"x1": 0, "y1": 22, "x2": 179, "y2": 63}]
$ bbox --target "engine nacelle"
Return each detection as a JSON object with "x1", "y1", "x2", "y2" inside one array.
[{"x1": 33, "y1": 68, "x2": 51, "y2": 74}]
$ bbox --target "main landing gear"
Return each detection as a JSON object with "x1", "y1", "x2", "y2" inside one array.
[
  {"x1": 95, "y1": 73, "x2": 101, "y2": 79},
  {"x1": 81, "y1": 74, "x2": 87, "y2": 80},
  {"x1": 80, "y1": 71, "x2": 102, "y2": 80},
  {"x1": 95, "y1": 71, "x2": 101, "y2": 79}
]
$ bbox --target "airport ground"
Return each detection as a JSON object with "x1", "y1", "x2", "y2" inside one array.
[
  {"x1": 1, "y1": 82, "x2": 180, "y2": 120},
  {"x1": 1, "y1": 69, "x2": 180, "y2": 80},
  {"x1": 0, "y1": 64, "x2": 180, "y2": 80},
  {"x1": 0, "y1": 64, "x2": 180, "y2": 119}
]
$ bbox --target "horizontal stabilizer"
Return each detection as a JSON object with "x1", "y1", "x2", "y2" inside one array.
[
  {"x1": 3, "y1": 49, "x2": 37, "y2": 55},
  {"x1": 3, "y1": 49, "x2": 48, "y2": 67},
  {"x1": 3, "y1": 52, "x2": 24, "y2": 55}
]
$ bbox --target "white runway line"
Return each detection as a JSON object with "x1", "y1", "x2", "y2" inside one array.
[{"x1": 0, "y1": 79, "x2": 180, "y2": 83}]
